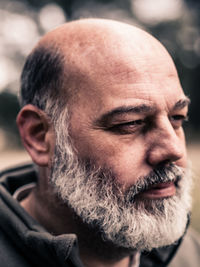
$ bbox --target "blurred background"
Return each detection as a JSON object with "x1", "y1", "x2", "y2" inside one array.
[{"x1": 0, "y1": 0, "x2": 199, "y2": 231}]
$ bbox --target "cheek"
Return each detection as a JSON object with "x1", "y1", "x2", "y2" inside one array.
[
  {"x1": 72, "y1": 133, "x2": 151, "y2": 186},
  {"x1": 103, "y1": 144, "x2": 151, "y2": 186}
]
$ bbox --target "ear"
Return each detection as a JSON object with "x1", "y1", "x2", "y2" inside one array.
[{"x1": 16, "y1": 104, "x2": 55, "y2": 166}]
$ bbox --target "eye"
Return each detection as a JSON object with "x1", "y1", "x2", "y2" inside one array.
[
  {"x1": 108, "y1": 119, "x2": 145, "y2": 134},
  {"x1": 170, "y1": 114, "x2": 188, "y2": 128}
]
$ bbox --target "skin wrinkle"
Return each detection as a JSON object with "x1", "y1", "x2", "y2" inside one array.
[
  {"x1": 95, "y1": 98, "x2": 189, "y2": 130},
  {"x1": 40, "y1": 20, "x2": 176, "y2": 95},
  {"x1": 17, "y1": 19, "x2": 193, "y2": 267},
  {"x1": 95, "y1": 104, "x2": 155, "y2": 127}
]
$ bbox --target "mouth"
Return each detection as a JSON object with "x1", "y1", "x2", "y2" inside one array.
[{"x1": 137, "y1": 181, "x2": 177, "y2": 199}]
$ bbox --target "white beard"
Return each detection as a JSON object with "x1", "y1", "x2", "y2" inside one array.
[{"x1": 49, "y1": 112, "x2": 193, "y2": 252}]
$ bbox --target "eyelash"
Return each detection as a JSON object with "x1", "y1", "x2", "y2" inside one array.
[
  {"x1": 170, "y1": 115, "x2": 189, "y2": 127},
  {"x1": 108, "y1": 120, "x2": 145, "y2": 134},
  {"x1": 171, "y1": 115, "x2": 188, "y2": 121}
]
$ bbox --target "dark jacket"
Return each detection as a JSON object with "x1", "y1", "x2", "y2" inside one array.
[{"x1": 0, "y1": 164, "x2": 200, "y2": 267}]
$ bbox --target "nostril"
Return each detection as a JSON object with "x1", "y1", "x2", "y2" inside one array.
[
  {"x1": 148, "y1": 159, "x2": 171, "y2": 169},
  {"x1": 158, "y1": 159, "x2": 171, "y2": 167}
]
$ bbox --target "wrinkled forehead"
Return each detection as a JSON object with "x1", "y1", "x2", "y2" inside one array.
[{"x1": 67, "y1": 36, "x2": 180, "y2": 104}]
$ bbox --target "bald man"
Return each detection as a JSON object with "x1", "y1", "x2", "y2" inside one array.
[{"x1": 0, "y1": 19, "x2": 200, "y2": 267}]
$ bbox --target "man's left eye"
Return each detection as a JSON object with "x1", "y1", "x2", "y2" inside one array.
[{"x1": 170, "y1": 115, "x2": 188, "y2": 128}]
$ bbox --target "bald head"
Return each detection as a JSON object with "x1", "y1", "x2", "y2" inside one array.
[
  {"x1": 40, "y1": 18, "x2": 166, "y2": 58},
  {"x1": 20, "y1": 18, "x2": 178, "y2": 114}
]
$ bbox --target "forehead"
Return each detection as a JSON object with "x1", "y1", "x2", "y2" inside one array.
[
  {"x1": 69, "y1": 45, "x2": 185, "y2": 117},
  {"x1": 56, "y1": 22, "x2": 187, "y2": 117}
]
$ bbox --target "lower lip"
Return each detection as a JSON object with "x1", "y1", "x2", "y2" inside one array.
[{"x1": 138, "y1": 182, "x2": 176, "y2": 199}]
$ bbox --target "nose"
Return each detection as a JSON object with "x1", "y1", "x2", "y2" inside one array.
[{"x1": 146, "y1": 119, "x2": 186, "y2": 167}]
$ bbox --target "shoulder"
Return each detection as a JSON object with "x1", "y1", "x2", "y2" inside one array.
[{"x1": 169, "y1": 228, "x2": 200, "y2": 267}]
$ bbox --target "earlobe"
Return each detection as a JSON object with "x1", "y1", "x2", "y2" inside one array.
[{"x1": 16, "y1": 104, "x2": 54, "y2": 166}]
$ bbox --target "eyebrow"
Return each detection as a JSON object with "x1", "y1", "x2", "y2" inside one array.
[
  {"x1": 172, "y1": 97, "x2": 190, "y2": 110},
  {"x1": 96, "y1": 104, "x2": 155, "y2": 125},
  {"x1": 96, "y1": 97, "x2": 191, "y2": 126}
]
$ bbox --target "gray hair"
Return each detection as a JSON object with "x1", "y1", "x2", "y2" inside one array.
[{"x1": 20, "y1": 46, "x2": 66, "y2": 122}]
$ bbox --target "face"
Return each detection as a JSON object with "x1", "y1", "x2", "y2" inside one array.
[
  {"x1": 68, "y1": 40, "x2": 189, "y2": 193},
  {"x1": 49, "y1": 36, "x2": 192, "y2": 253}
]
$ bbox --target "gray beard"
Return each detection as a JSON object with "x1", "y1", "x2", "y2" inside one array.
[{"x1": 49, "y1": 115, "x2": 193, "y2": 252}]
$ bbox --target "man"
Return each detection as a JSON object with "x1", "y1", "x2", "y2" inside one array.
[{"x1": 0, "y1": 18, "x2": 200, "y2": 267}]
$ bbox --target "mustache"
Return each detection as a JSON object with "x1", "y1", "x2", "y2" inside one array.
[
  {"x1": 125, "y1": 163, "x2": 184, "y2": 201},
  {"x1": 68, "y1": 157, "x2": 184, "y2": 204}
]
